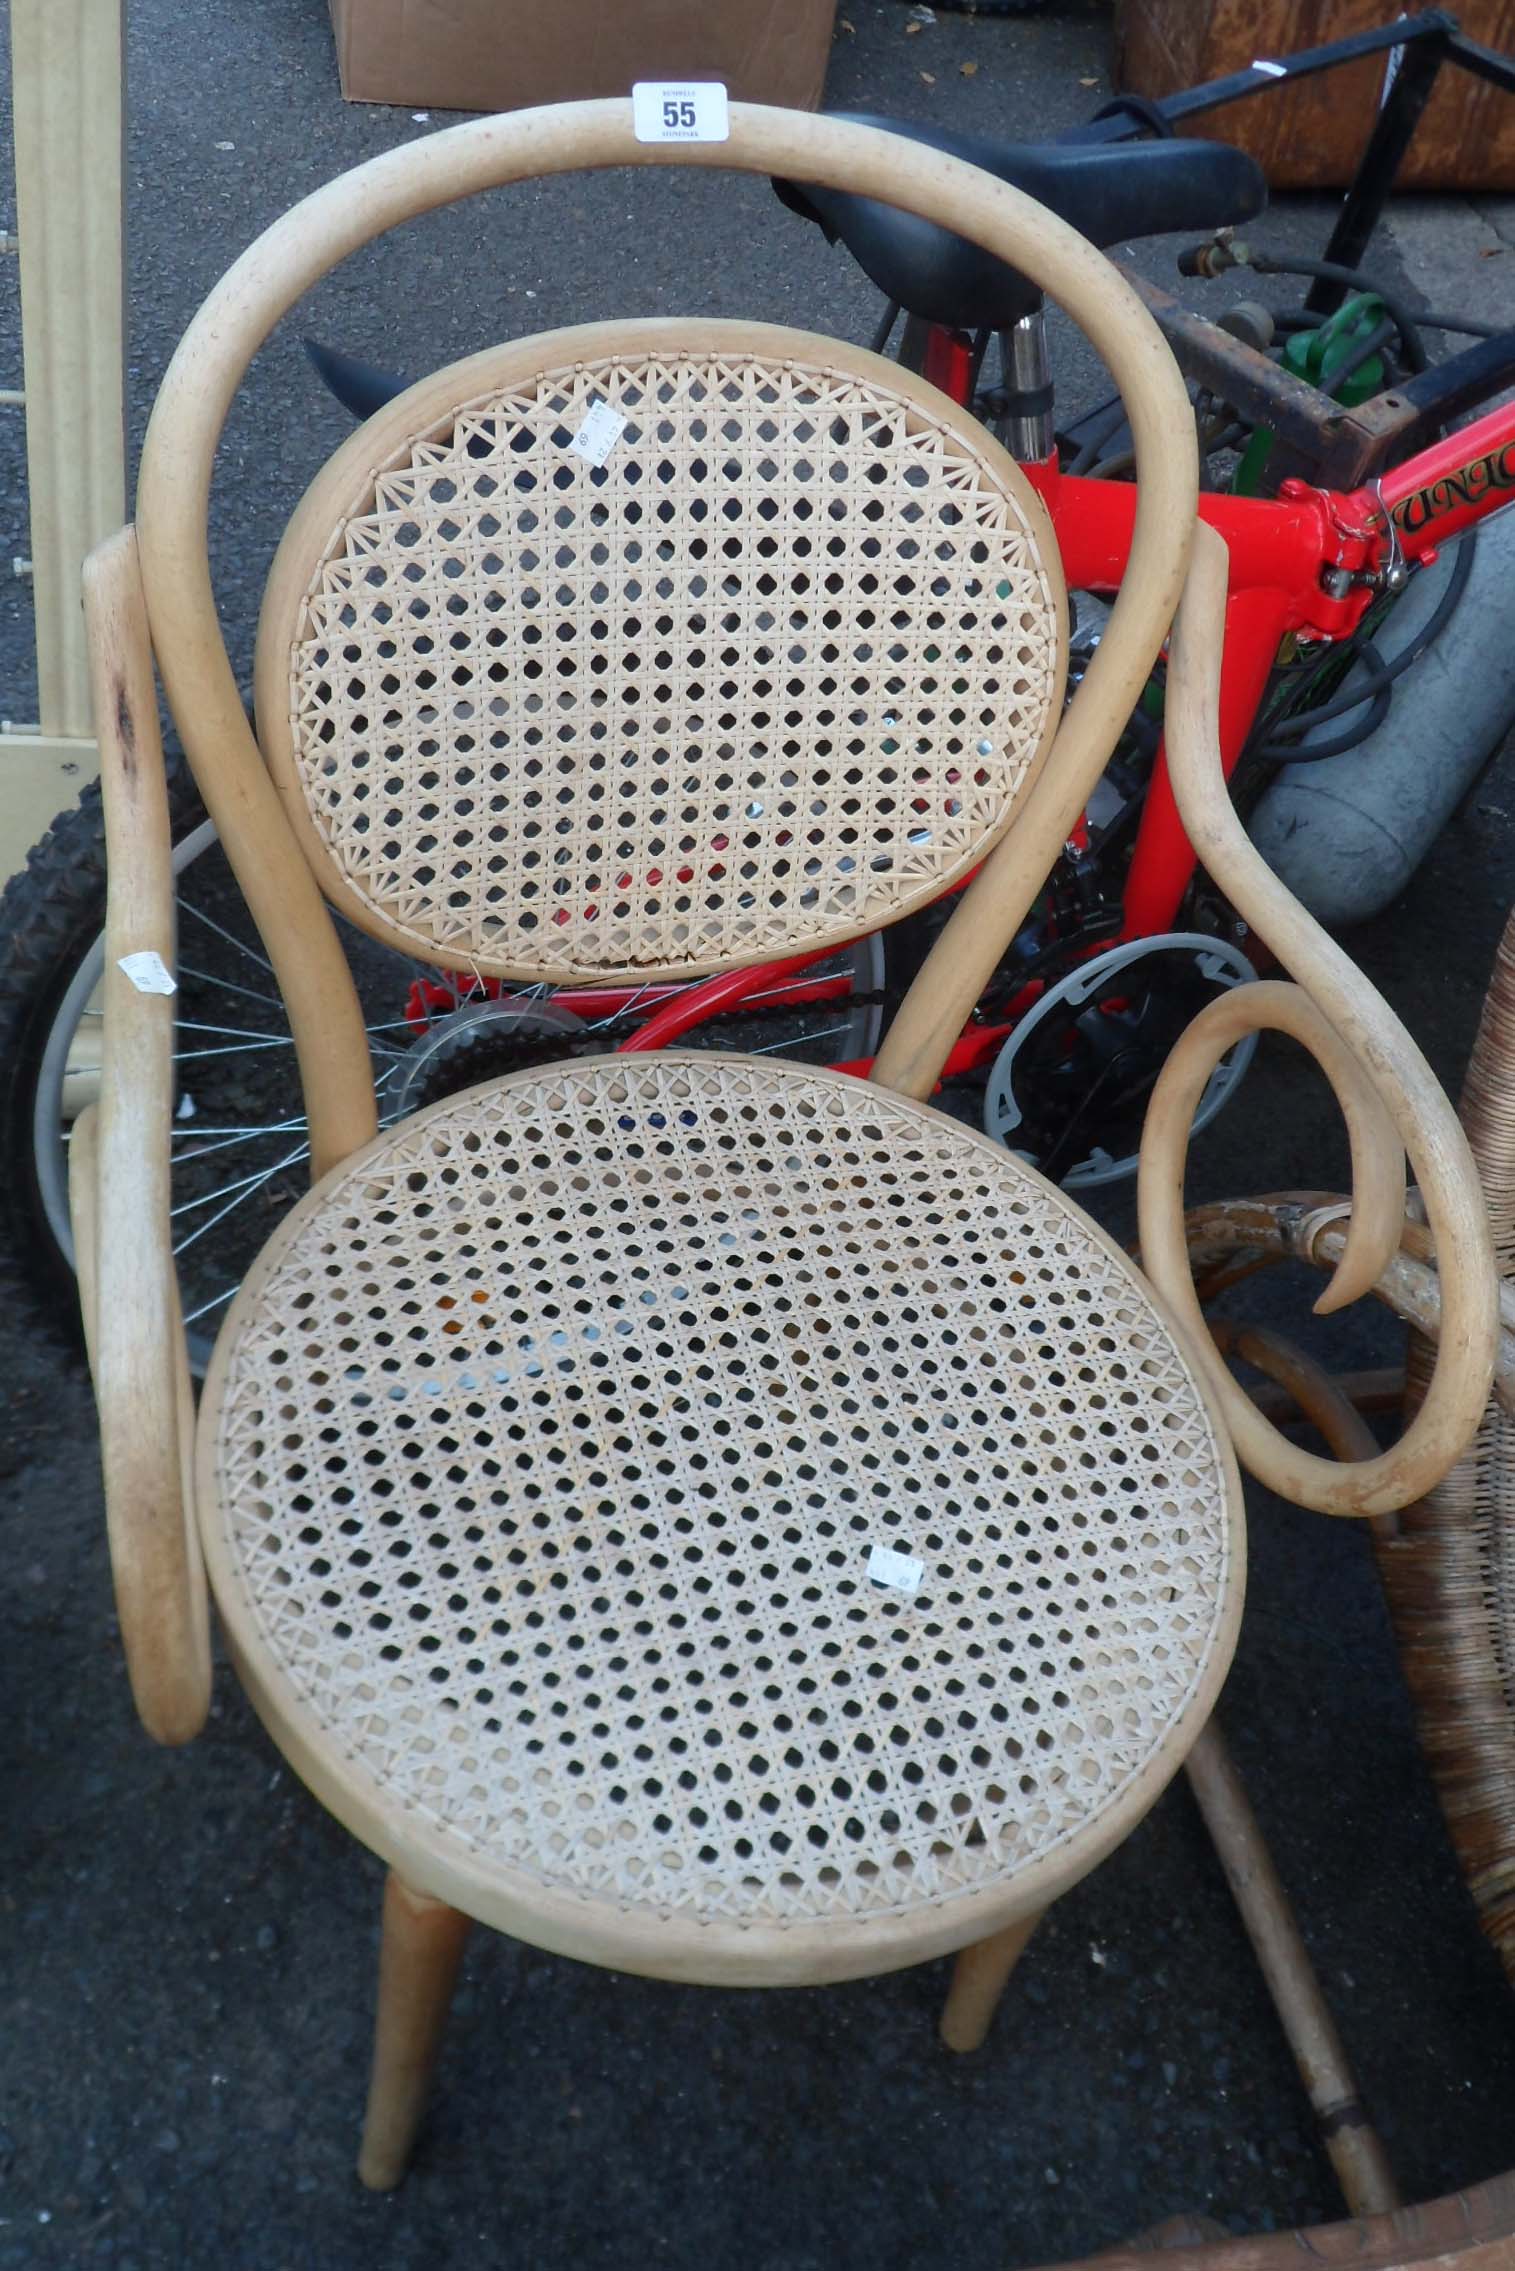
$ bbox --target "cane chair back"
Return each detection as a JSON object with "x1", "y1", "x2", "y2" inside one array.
[
  {"x1": 255, "y1": 323, "x2": 1067, "y2": 985},
  {"x1": 133, "y1": 101, "x2": 1201, "y2": 1177}
]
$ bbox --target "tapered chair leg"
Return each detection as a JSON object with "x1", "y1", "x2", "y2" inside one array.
[
  {"x1": 939, "y1": 1908, "x2": 1043, "y2": 2053},
  {"x1": 357, "y1": 1871, "x2": 472, "y2": 2190}
]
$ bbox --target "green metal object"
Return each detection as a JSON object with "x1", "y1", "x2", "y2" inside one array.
[{"x1": 1234, "y1": 293, "x2": 1389, "y2": 494}]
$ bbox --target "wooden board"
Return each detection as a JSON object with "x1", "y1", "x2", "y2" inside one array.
[
  {"x1": 1113, "y1": 1, "x2": 1515, "y2": 190},
  {"x1": 327, "y1": 0, "x2": 837, "y2": 115}
]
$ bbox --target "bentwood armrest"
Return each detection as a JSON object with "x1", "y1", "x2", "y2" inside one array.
[
  {"x1": 1138, "y1": 522, "x2": 1500, "y2": 1518},
  {"x1": 78, "y1": 526, "x2": 210, "y2": 1744}
]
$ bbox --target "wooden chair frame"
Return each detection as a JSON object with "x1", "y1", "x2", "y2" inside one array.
[{"x1": 72, "y1": 100, "x2": 1501, "y2": 2191}]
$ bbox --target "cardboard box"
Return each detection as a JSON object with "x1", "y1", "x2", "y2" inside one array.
[
  {"x1": 328, "y1": 0, "x2": 838, "y2": 115},
  {"x1": 1114, "y1": 1, "x2": 1515, "y2": 190}
]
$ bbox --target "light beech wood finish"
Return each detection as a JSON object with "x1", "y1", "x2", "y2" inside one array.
[
  {"x1": 0, "y1": 733, "x2": 101, "y2": 881},
  {"x1": 72, "y1": 104, "x2": 1499, "y2": 2190},
  {"x1": 1179, "y1": 1199, "x2": 1515, "y2": 1419},
  {"x1": 1182, "y1": 1328, "x2": 1400, "y2": 2211},
  {"x1": 91, "y1": 105, "x2": 1232, "y2": 2180},
  {"x1": 1, "y1": 0, "x2": 126, "y2": 880},
  {"x1": 10, "y1": 0, "x2": 124, "y2": 742},
  {"x1": 132, "y1": 99, "x2": 1199, "y2": 1178},
  {"x1": 81, "y1": 527, "x2": 209, "y2": 1745},
  {"x1": 939, "y1": 1908, "x2": 1043, "y2": 2053},
  {"x1": 1139, "y1": 523, "x2": 1500, "y2": 1518},
  {"x1": 1185, "y1": 1718, "x2": 1400, "y2": 2221},
  {"x1": 198, "y1": 1050, "x2": 1244, "y2": 1984},
  {"x1": 358, "y1": 1873, "x2": 472, "y2": 2192},
  {"x1": 1043, "y1": 2167, "x2": 1515, "y2": 2268}
]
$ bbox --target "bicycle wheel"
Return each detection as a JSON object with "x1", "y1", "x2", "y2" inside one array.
[{"x1": 0, "y1": 767, "x2": 885, "y2": 1375}]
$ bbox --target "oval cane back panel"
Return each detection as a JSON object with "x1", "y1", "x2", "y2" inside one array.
[
  {"x1": 199, "y1": 1054, "x2": 1241, "y2": 1981},
  {"x1": 255, "y1": 322, "x2": 1067, "y2": 985}
]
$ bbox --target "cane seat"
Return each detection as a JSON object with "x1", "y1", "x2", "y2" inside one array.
[{"x1": 200, "y1": 1051, "x2": 1240, "y2": 1982}]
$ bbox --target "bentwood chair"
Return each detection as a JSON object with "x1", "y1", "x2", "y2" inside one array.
[{"x1": 71, "y1": 102, "x2": 1500, "y2": 2190}]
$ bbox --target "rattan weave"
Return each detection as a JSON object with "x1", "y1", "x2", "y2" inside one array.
[
  {"x1": 257, "y1": 325, "x2": 1065, "y2": 982},
  {"x1": 201, "y1": 1053, "x2": 1239, "y2": 1979},
  {"x1": 1379, "y1": 909, "x2": 1515, "y2": 1982}
]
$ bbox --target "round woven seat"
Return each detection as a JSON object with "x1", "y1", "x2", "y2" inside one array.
[{"x1": 199, "y1": 1054, "x2": 1242, "y2": 1984}]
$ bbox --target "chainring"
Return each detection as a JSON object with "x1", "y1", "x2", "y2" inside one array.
[{"x1": 982, "y1": 931, "x2": 1258, "y2": 1188}]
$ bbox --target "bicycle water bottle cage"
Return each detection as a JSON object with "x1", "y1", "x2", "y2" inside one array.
[{"x1": 773, "y1": 114, "x2": 1266, "y2": 333}]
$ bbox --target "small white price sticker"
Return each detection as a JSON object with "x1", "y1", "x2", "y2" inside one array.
[
  {"x1": 632, "y1": 81, "x2": 730, "y2": 144},
  {"x1": 867, "y1": 1542, "x2": 924, "y2": 1596},
  {"x1": 117, "y1": 949, "x2": 176, "y2": 996},
  {"x1": 567, "y1": 398, "x2": 628, "y2": 468}
]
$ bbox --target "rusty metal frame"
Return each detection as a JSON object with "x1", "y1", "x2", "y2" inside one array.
[{"x1": 1096, "y1": 12, "x2": 1515, "y2": 492}]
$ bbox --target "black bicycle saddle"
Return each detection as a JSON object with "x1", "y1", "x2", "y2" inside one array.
[{"x1": 773, "y1": 114, "x2": 1267, "y2": 331}]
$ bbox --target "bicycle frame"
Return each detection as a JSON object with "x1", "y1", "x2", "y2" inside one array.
[
  {"x1": 401, "y1": 59, "x2": 1515, "y2": 1081},
  {"x1": 1055, "y1": 392, "x2": 1515, "y2": 942},
  {"x1": 596, "y1": 379, "x2": 1515, "y2": 1066},
  {"x1": 406, "y1": 398, "x2": 1515, "y2": 1070}
]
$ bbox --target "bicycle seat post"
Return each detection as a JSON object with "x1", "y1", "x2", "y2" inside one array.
[{"x1": 1001, "y1": 307, "x2": 1055, "y2": 463}]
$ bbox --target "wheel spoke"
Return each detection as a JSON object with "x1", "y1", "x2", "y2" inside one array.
[
  {"x1": 172, "y1": 1137, "x2": 311, "y2": 1256},
  {"x1": 180, "y1": 1282, "x2": 241, "y2": 1328},
  {"x1": 176, "y1": 1018, "x2": 302, "y2": 1042},
  {"x1": 177, "y1": 962, "x2": 285, "y2": 1012},
  {"x1": 752, "y1": 1022, "x2": 852, "y2": 1055},
  {"x1": 745, "y1": 971, "x2": 856, "y2": 1006},
  {"x1": 587, "y1": 980, "x2": 659, "y2": 1032},
  {"x1": 27, "y1": 810, "x2": 881, "y2": 1387},
  {"x1": 171, "y1": 1150, "x2": 308, "y2": 1219},
  {"x1": 173, "y1": 1013, "x2": 411, "y2": 1063},
  {"x1": 179, "y1": 898, "x2": 277, "y2": 976},
  {"x1": 172, "y1": 1037, "x2": 300, "y2": 1061},
  {"x1": 172, "y1": 1033, "x2": 407, "y2": 1064},
  {"x1": 170, "y1": 1118, "x2": 309, "y2": 1159}
]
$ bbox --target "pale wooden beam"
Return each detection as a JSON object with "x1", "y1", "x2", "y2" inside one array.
[
  {"x1": 2, "y1": 0, "x2": 124, "y2": 870},
  {"x1": 0, "y1": 731, "x2": 101, "y2": 860}
]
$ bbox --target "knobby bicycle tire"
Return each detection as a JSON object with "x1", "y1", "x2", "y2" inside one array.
[
  {"x1": 0, "y1": 753, "x2": 207, "y2": 1363},
  {"x1": 0, "y1": 769, "x2": 887, "y2": 1373}
]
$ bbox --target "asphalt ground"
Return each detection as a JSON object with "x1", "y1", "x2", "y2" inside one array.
[{"x1": 3, "y1": 4, "x2": 1515, "y2": 2266}]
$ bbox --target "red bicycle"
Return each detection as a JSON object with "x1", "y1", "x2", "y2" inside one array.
[{"x1": 5, "y1": 13, "x2": 1515, "y2": 1365}]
